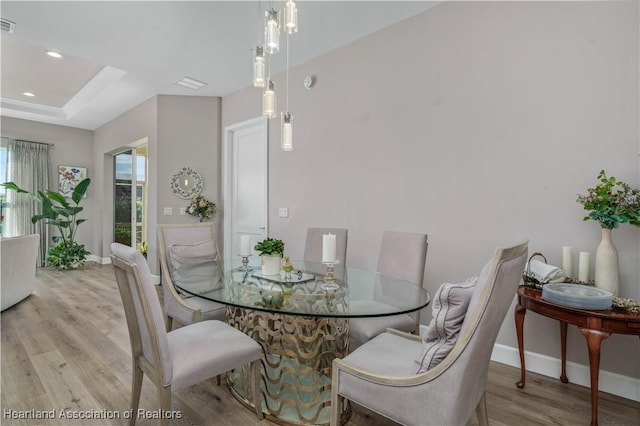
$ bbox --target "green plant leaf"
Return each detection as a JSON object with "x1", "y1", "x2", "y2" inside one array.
[
  {"x1": 72, "y1": 178, "x2": 90, "y2": 205},
  {"x1": 46, "y1": 191, "x2": 70, "y2": 208}
]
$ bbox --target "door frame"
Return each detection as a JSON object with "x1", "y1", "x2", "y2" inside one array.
[{"x1": 222, "y1": 116, "x2": 269, "y2": 260}]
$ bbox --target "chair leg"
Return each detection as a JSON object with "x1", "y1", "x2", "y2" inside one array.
[
  {"x1": 158, "y1": 385, "x2": 172, "y2": 426},
  {"x1": 475, "y1": 391, "x2": 489, "y2": 426},
  {"x1": 330, "y1": 364, "x2": 341, "y2": 426},
  {"x1": 130, "y1": 360, "x2": 144, "y2": 426},
  {"x1": 251, "y1": 360, "x2": 264, "y2": 420}
]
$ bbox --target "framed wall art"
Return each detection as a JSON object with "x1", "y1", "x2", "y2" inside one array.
[{"x1": 59, "y1": 166, "x2": 88, "y2": 197}]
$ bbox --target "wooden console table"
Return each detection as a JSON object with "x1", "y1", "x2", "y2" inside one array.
[{"x1": 515, "y1": 286, "x2": 640, "y2": 426}]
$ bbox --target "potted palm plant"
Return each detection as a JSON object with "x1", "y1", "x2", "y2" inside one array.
[
  {"x1": 254, "y1": 237, "x2": 285, "y2": 275},
  {"x1": 3, "y1": 178, "x2": 91, "y2": 270}
]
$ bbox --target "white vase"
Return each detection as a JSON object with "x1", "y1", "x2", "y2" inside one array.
[
  {"x1": 594, "y1": 228, "x2": 619, "y2": 296},
  {"x1": 261, "y1": 254, "x2": 281, "y2": 276}
]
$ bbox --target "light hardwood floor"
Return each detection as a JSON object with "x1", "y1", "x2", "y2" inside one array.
[{"x1": 1, "y1": 263, "x2": 638, "y2": 425}]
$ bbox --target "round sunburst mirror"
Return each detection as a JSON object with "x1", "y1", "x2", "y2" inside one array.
[{"x1": 170, "y1": 167, "x2": 203, "y2": 199}]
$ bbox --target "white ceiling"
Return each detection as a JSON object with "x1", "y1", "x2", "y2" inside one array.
[{"x1": 0, "y1": 1, "x2": 440, "y2": 130}]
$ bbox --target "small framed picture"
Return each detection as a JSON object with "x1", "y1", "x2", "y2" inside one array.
[{"x1": 59, "y1": 166, "x2": 87, "y2": 197}]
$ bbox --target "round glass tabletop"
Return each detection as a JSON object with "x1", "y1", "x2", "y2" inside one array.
[{"x1": 172, "y1": 259, "x2": 430, "y2": 318}]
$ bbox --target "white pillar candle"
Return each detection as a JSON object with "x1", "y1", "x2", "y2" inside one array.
[
  {"x1": 562, "y1": 246, "x2": 573, "y2": 277},
  {"x1": 322, "y1": 233, "x2": 336, "y2": 263},
  {"x1": 240, "y1": 235, "x2": 252, "y2": 256},
  {"x1": 578, "y1": 251, "x2": 590, "y2": 283}
]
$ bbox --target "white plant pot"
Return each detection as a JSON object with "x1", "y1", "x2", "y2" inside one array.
[
  {"x1": 595, "y1": 228, "x2": 619, "y2": 296},
  {"x1": 261, "y1": 254, "x2": 282, "y2": 276}
]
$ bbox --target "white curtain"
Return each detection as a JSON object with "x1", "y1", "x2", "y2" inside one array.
[{"x1": 5, "y1": 139, "x2": 51, "y2": 266}]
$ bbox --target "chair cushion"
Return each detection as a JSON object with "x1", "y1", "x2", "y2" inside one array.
[
  {"x1": 168, "y1": 320, "x2": 263, "y2": 391},
  {"x1": 349, "y1": 300, "x2": 416, "y2": 343},
  {"x1": 343, "y1": 331, "x2": 423, "y2": 378},
  {"x1": 415, "y1": 277, "x2": 476, "y2": 372},
  {"x1": 169, "y1": 240, "x2": 217, "y2": 271}
]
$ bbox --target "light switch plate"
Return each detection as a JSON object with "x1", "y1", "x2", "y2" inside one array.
[
  {"x1": 163, "y1": 207, "x2": 173, "y2": 216},
  {"x1": 278, "y1": 207, "x2": 289, "y2": 218},
  {"x1": 180, "y1": 207, "x2": 186, "y2": 216}
]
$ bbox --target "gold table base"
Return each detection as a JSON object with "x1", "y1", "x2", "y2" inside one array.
[{"x1": 227, "y1": 307, "x2": 350, "y2": 426}]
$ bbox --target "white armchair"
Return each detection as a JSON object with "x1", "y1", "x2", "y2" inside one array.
[
  {"x1": 349, "y1": 231, "x2": 428, "y2": 343},
  {"x1": 1, "y1": 234, "x2": 39, "y2": 311},
  {"x1": 330, "y1": 241, "x2": 528, "y2": 426},
  {"x1": 111, "y1": 243, "x2": 264, "y2": 425},
  {"x1": 157, "y1": 223, "x2": 226, "y2": 331}
]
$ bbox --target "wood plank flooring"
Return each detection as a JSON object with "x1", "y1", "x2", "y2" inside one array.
[{"x1": 1, "y1": 263, "x2": 638, "y2": 425}]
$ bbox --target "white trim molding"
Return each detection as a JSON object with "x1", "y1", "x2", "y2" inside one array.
[{"x1": 491, "y1": 343, "x2": 640, "y2": 402}]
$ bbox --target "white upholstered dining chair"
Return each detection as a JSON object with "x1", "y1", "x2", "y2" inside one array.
[
  {"x1": 111, "y1": 243, "x2": 264, "y2": 425},
  {"x1": 303, "y1": 227, "x2": 348, "y2": 265},
  {"x1": 330, "y1": 241, "x2": 528, "y2": 426},
  {"x1": 157, "y1": 223, "x2": 226, "y2": 331},
  {"x1": 349, "y1": 231, "x2": 428, "y2": 343}
]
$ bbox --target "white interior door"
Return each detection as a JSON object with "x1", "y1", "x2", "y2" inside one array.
[{"x1": 223, "y1": 117, "x2": 268, "y2": 263}]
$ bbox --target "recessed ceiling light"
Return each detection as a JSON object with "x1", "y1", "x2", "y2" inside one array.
[
  {"x1": 175, "y1": 76, "x2": 207, "y2": 90},
  {"x1": 46, "y1": 51, "x2": 63, "y2": 59},
  {"x1": 23, "y1": 92, "x2": 36, "y2": 97}
]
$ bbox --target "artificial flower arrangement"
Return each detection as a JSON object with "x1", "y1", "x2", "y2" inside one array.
[
  {"x1": 576, "y1": 170, "x2": 640, "y2": 229},
  {"x1": 187, "y1": 194, "x2": 217, "y2": 222}
]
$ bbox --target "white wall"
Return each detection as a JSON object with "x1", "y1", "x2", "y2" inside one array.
[{"x1": 222, "y1": 1, "x2": 639, "y2": 379}]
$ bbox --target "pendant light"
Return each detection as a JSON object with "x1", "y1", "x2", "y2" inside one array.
[
  {"x1": 281, "y1": 112, "x2": 293, "y2": 151},
  {"x1": 263, "y1": 80, "x2": 276, "y2": 118},
  {"x1": 281, "y1": 31, "x2": 293, "y2": 151},
  {"x1": 265, "y1": 8, "x2": 280, "y2": 54},
  {"x1": 284, "y1": 0, "x2": 298, "y2": 34},
  {"x1": 253, "y1": 46, "x2": 265, "y2": 88}
]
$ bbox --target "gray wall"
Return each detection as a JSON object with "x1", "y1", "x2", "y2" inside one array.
[
  {"x1": 1, "y1": 116, "x2": 94, "y2": 248},
  {"x1": 93, "y1": 96, "x2": 159, "y2": 271},
  {"x1": 92, "y1": 95, "x2": 221, "y2": 274},
  {"x1": 222, "y1": 1, "x2": 639, "y2": 378},
  {"x1": 156, "y1": 95, "x2": 222, "y2": 234}
]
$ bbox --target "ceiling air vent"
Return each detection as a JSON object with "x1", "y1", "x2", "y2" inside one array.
[
  {"x1": 1, "y1": 18, "x2": 16, "y2": 34},
  {"x1": 175, "y1": 76, "x2": 207, "y2": 90}
]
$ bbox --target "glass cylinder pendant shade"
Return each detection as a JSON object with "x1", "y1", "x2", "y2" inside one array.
[
  {"x1": 253, "y1": 46, "x2": 265, "y2": 88},
  {"x1": 284, "y1": 0, "x2": 298, "y2": 34},
  {"x1": 265, "y1": 9, "x2": 280, "y2": 54},
  {"x1": 281, "y1": 112, "x2": 293, "y2": 151},
  {"x1": 263, "y1": 80, "x2": 276, "y2": 118}
]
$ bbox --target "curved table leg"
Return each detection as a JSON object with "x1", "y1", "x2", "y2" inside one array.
[
  {"x1": 579, "y1": 328, "x2": 611, "y2": 426},
  {"x1": 559, "y1": 321, "x2": 569, "y2": 383},
  {"x1": 515, "y1": 300, "x2": 527, "y2": 388}
]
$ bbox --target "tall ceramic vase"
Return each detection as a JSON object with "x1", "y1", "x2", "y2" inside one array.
[{"x1": 594, "y1": 228, "x2": 619, "y2": 296}]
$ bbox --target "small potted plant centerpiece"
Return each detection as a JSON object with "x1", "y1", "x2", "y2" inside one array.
[{"x1": 254, "y1": 237, "x2": 285, "y2": 276}]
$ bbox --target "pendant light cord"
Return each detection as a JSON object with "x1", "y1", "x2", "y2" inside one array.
[
  {"x1": 286, "y1": 32, "x2": 289, "y2": 110},
  {"x1": 257, "y1": 0, "x2": 262, "y2": 44}
]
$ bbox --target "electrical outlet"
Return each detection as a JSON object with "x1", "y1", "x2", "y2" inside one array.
[
  {"x1": 180, "y1": 207, "x2": 186, "y2": 216},
  {"x1": 278, "y1": 207, "x2": 289, "y2": 218}
]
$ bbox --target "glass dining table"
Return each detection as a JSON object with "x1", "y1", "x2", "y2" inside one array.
[{"x1": 173, "y1": 259, "x2": 430, "y2": 426}]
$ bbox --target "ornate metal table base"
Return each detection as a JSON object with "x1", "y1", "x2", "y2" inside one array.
[{"x1": 227, "y1": 307, "x2": 350, "y2": 425}]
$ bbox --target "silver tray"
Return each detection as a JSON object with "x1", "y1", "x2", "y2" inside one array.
[
  {"x1": 542, "y1": 283, "x2": 612, "y2": 310},
  {"x1": 251, "y1": 270, "x2": 316, "y2": 285}
]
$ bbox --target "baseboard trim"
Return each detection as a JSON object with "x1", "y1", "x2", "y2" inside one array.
[
  {"x1": 88, "y1": 254, "x2": 111, "y2": 265},
  {"x1": 88, "y1": 255, "x2": 160, "y2": 284},
  {"x1": 491, "y1": 343, "x2": 640, "y2": 402}
]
